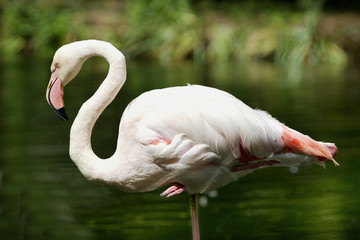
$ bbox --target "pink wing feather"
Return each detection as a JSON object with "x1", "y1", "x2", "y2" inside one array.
[{"x1": 281, "y1": 126, "x2": 339, "y2": 165}]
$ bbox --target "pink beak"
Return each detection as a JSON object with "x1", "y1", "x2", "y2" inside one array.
[{"x1": 46, "y1": 70, "x2": 68, "y2": 121}]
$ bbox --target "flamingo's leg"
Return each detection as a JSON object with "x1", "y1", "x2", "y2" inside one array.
[
  {"x1": 161, "y1": 185, "x2": 200, "y2": 239},
  {"x1": 191, "y1": 194, "x2": 200, "y2": 240},
  {"x1": 160, "y1": 183, "x2": 187, "y2": 198}
]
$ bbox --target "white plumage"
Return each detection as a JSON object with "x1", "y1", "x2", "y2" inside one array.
[
  {"x1": 46, "y1": 39, "x2": 338, "y2": 197},
  {"x1": 115, "y1": 85, "x2": 284, "y2": 193}
]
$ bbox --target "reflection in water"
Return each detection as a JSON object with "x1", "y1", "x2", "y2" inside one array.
[{"x1": 0, "y1": 58, "x2": 359, "y2": 240}]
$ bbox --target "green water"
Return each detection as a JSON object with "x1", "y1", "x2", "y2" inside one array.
[{"x1": 0, "y1": 58, "x2": 359, "y2": 240}]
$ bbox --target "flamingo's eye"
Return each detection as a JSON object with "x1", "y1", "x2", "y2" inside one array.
[{"x1": 51, "y1": 63, "x2": 59, "y2": 73}]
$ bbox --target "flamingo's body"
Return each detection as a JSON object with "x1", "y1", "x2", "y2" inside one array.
[
  {"x1": 46, "y1": 40, "x2": 338, "y2": 239},
  {"x1": 108, "y1": 84, "x2": 337, "y2": 195}
]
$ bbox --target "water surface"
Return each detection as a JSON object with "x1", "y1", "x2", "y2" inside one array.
[{"x1": 0, "y1": 58, "x2": 359, "y2": 240}]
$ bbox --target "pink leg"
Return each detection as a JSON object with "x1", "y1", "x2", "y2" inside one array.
[
  {"x1": 160, "y1": 183, "x2": 187, "y2": 198},
  {"x1": 191, "y1": 194, "x2": 200, "y2": 240}
]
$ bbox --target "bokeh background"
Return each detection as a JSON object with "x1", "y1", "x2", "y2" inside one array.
[{"x1": 0, "y1": 0, "x2": 359, "y2": 239}]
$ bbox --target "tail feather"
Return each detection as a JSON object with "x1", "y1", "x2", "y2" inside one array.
[{"x1": 281, "y1": 126, "x2": 339, "y2": 166}]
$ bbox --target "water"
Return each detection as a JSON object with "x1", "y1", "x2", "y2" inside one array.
[{"x1": 0, "y1": 57, "x2": 359, "y2": 240}]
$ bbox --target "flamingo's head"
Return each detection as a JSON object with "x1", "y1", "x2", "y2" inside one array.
[{"x1": 46, "y1": 41, "x2": 89, "y2": 122}]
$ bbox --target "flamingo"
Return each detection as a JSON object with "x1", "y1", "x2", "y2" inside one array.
[{"x1": 46, "y1": 40, "x2": 338, "y2": 240}]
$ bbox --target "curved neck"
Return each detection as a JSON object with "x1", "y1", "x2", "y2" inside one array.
[{"x1": 69, "y1": 41, "x2": 126, "y2": 181}]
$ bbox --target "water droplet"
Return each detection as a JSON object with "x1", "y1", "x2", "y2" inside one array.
[
  {"x1": 199, "y1": 196, "x2": 208, "y2": 207},
  {"x1": 208, "y1": 190, "x2": 218, "y2": 198},
  {"x1": 290, "y1": 166, "x2": 299, "y2": 174}
]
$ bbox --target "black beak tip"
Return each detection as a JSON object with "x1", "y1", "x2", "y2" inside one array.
[{"x1": 55, "y1": 107, "x2": 69, "y2": 122}]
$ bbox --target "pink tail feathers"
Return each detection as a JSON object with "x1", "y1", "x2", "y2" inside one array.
[{"x1": 281, "y1": 126, "x2": 339, "y2": 166}]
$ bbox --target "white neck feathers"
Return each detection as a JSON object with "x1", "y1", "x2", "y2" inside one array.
[{"x1": 68, "y1": 40, "x2": 126, "y2": 181}]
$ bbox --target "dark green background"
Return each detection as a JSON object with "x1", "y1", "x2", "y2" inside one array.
[{"x1": 0, "y1": 57, "x2": 358, "y2": 239}]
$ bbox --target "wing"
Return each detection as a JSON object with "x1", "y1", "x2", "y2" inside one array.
[
  {"x1": 122, "y1": 85, "x2": 285, "y2": 163},
  {"x1": 118, "y1": 84, "x2": 338, "y2": 193}
]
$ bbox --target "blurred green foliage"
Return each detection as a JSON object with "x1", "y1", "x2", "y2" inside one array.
[
  {"x1": 275, "y1": 0, "x2": 348, "y2": 81},
  {"x1": 0, "y1": 0, "x2": 90, "y2": 57},
  {"x1": 124, "y1": 0, "x2": 201, "y2": 63},
  {"x1": 0, "y1": 0, "x2": 351, "y2": 73}
]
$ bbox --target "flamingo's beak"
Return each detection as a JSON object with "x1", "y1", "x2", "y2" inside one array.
[{"x1": 46, "y1": 70, "x2": 68, "y2": 122}]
